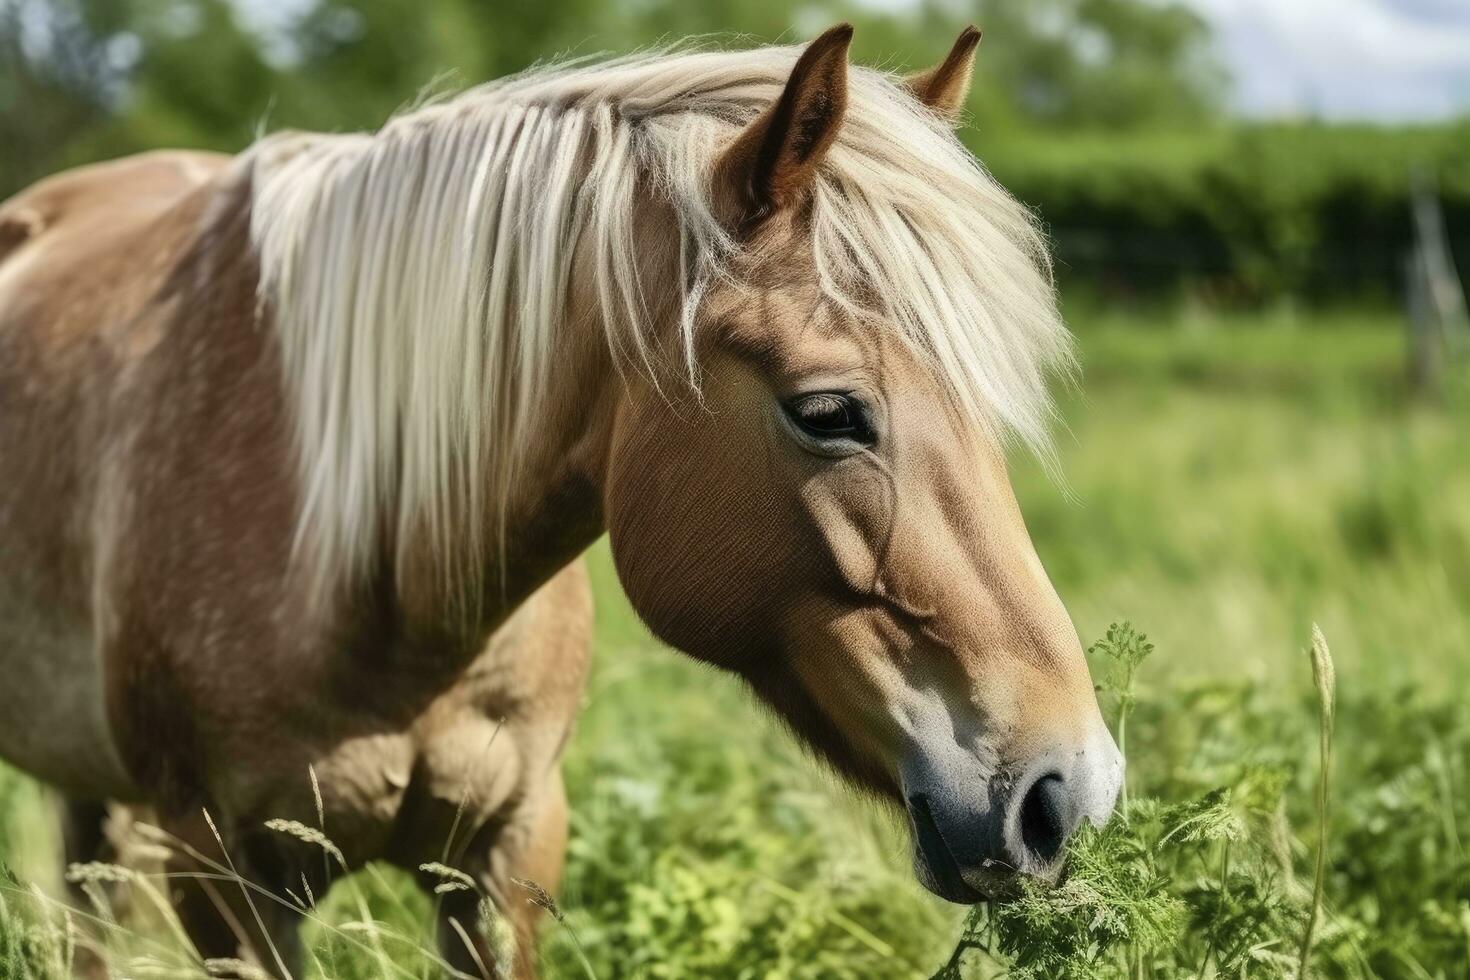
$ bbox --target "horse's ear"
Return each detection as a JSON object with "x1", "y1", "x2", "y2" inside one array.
[
  {"x1": 715, "y1": 23, "x2": 853, "y2": 227},
  {"x1": 903, "y1": 25, "x2": 981, "y2": 122}
]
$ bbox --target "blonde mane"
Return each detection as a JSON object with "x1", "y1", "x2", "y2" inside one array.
[{"x1": 246, "y1": 43, "x2": 1072, "y2": 597}]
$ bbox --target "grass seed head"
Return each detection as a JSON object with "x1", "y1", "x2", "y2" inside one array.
[
  {"x1": 1309, "y1": 623, "x2": 1336, "y2": 724},
  {"x1": 263, "y1": 818, "x2": 346, "y2": 868},
  {"x1": 205, "y1": 957, "x2": 276, "y2": 979},
  {"x1": 419, "y1": 861, "x2": 478, "y2": 894},
  {"x1": 511, "y1": 877, "x2": 564, "y2": 923},
  {"x1": 64, "y1": 862, "x2": 133, "y2": 885}
]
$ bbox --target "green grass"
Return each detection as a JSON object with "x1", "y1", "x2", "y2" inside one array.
[{"x1": 2, "y1": 307, "x2": 1468, "y2": 978}]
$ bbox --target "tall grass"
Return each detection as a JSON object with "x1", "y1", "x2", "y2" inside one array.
[{"x1": 0, "y1": 310, "x2": 1466, "y2": 977}]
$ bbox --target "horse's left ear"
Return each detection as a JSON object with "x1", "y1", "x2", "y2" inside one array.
[
  {"x1": 904, "y1": 25, "x2": 981, "y2": 122},
  {"x1": 716, "y1": 23, "x2": 853, "y2": 227}
]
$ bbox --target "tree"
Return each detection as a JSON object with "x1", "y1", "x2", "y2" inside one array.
[
  {"x1": 851, "y1": 0, "x2": 1226, "y2": 132},
  {"x1": 1, "y1": 0, "x2": 1227, "y2": 203},
  {"x1": 1, "y1": 0, "x2": 133, "y2": 194},
  {"x1": 1, "y1": 0, "x2": 282, "y2": 196}
]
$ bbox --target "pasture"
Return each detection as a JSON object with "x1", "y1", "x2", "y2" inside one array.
[{"x1": 2, "y1": 306, "x2": 1467, "y2": 978}]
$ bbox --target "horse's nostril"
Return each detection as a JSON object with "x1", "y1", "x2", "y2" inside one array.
[{"x1": 1018, "y1": 772, "x2": 1069, "y2": 864}]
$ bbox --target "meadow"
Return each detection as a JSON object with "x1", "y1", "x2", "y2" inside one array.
[{"x1": 2, "y1": 305, "x2": 1467, "y2": 978}]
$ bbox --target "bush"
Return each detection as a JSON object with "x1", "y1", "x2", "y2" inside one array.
[{"x1": 979, "y1": 121, "x2": 1470, "y2": 303}]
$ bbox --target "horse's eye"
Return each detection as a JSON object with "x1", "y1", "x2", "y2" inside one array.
[{"x1": 785, "y1": 392, "x2": 872, "y2": 444}]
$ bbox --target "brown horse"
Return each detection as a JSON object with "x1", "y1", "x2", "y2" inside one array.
[{"x1": 0, "y1": 24, "x2": 1122, "y2": 977}]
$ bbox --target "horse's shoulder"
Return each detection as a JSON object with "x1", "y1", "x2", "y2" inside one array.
[
  {"x1": 0, "y1": 205, "x2": 44, "y2": 267},
  {"x1": 10, "y1": 150, "x2": 232, "y2": 205},
  {"x1": 0, "y1": 151, "x2": 234, "y2": 261}
]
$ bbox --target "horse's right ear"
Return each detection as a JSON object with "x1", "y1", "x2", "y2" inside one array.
[
  {"x1": 714, "y1": 24, "x2": 853, "y2": 228},
  {"x1": 903, "y1": 26, "x2": 981, "y2": 122}
]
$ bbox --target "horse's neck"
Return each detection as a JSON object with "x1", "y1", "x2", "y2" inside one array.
[
  {"x1": 392, "y1": 225, "x2": 629, "y2": 642},
  {"x1": 261, "y1": 120, "x2": 684, "y2": 647},
  {"x1": 422, "y1": 179, "x2": 693, "y2": 636}
]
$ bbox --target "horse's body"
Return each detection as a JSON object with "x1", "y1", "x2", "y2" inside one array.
[
  {"x1": 0, "y1": 27, "x2": 1123, "y2": 977},
  {"x1": 0, "y1": 150, "x2": 590, "y2": 974},
  {"x1": 0, "y1": 151, "x2": 230, "y2": 800}
]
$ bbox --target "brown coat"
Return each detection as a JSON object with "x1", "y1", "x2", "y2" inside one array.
[{"x1": 0, "y1": 150, "x2": 589, "y2": 977}]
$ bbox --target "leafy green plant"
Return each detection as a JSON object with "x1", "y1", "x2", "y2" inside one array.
[
  {"x1": 1091, "y1": 622, "x2": 1156, "y2": 815},
  {"x1": 932, "y1": 623, "x2": 1358, "y2": 980}
]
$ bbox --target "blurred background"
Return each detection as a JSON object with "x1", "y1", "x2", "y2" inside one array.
[
  {"x1": 2, "y1": 1, "x2": 1468, "y2": 977},
  {"x1": 5, "y1": 0, "x2": 1470, "y2": 307}
]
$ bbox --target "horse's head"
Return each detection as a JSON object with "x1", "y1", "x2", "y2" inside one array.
[{"x1": 603, "y1": 26, "x2": 1122, "y2": 902}]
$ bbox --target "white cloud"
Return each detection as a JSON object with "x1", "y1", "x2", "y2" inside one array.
[{"x1": 1181, "y1": 0, "x2": 1470, "y2": 120}]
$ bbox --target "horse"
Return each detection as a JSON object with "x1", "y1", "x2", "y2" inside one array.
[{"x1": 0, "y1": 23, "x2": 1123, "y2": 977}]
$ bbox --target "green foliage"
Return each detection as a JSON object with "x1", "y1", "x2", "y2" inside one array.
[
  {"x1": 933, "y1": 622, "x2": 1465, "y2": 979},
  {"x1": 0, "y1": 865, "x2": 76, "y2": 980},
  {"x1": 540, "y1": 604, "x2": 947, "y2": 979},
  {"x1": 989, "y1": 817, "x2": 1187, "y2": 979},
  {"x1": 1090, "y1": 622, "x2": 1153, "y2": 711},
  {"x1": 1090, "y1": 622, "x2": 1153, "y2": 812},
  {"x1": 982, "y1": 122, "x2": 1470, "y2": 301},
  {"x1": 4, "y1": 0, "x2": 1461, "y2": 302},
  {"x1": 949, "y1": 0, "x2": 1224, "y2": 132},
  {"x1": 1, "y1": 312, "x2": 1468, "y2": 977}
]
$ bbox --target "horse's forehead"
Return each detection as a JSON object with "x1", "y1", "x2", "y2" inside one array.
[
  {"x1": 717, "y1": 219, "x2": 899, "y2": 357},
  {"x1": 714, "y1": 279, "x2": 902, "y2": 383}
]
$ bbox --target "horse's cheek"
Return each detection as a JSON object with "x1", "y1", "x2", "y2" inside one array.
[{"x1": 604, "y1": 397, "x2": 789, "y2": 666}]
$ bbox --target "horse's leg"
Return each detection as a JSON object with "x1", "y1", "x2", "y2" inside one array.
[
  {"x1": 434, "y1": 768, "x2": 570, "y2": 980},
  {"x1": 499, "y1": 769, "x2": 571, "y2": 980},
  {"x1": 418, "y1": 559, "x2": 590, "y2": 979},
  {"x1": 159, "y1": 809, "x2": 304, "y2": 978},
  {"x1": 57, "y1": 797, "x2": 119, "y2": 977}
]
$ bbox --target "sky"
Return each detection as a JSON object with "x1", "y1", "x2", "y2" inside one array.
[
  {"x1": 1179, "y1": 0, "x2": 1470, "y2": 121},
  {"x1": 860, "y1": 0, "x2": 1470, "y2": 122}
]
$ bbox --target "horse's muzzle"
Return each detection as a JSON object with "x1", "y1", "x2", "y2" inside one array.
[{"x1": 902, "y1": 730, "x2": 1124, "y2": 904}]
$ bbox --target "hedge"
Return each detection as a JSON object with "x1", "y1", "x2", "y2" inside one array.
[{"x1": 975, "y1": 121, "x2": 1470, "y2": 303}]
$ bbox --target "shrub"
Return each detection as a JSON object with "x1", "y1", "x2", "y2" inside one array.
[{"x1": 978, "y1": 121, "x2": 1470, "y2": 303}]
